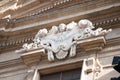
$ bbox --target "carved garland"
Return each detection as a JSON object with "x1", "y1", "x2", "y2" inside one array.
[{"x1": 21, "y1": 19, "x2": 111, "y2": 61}]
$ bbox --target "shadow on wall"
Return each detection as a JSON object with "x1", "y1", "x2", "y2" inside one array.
[
  {"x1": 111, "y1": 77, "x2": 120, "y2": 80},
  {"x1": 111, "y1": 56, "x2": 120, "y2": 80}
]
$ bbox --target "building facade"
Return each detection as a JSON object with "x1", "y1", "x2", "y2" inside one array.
[{"x1": 0, "y1": 0, "x2": 120, "y2": 80}]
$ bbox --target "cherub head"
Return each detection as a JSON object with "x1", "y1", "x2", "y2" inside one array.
[
  {"x1": 33, "y1": 37, "x2": 40, "y2": 44},
  {"x1": 66, "y1": 21, "x2": 77, "y2": 31},
  {"x1": 78, "y1": 19, "x2": 94, "y2": 29},
  {"x1": 38, "y1": 28, "x2": 48, "y2": 37},
  {"x1": 49, "y1": 26, "x2": 58, "y2": 34},
  {"x1": 22, "y1": 43, "x2": 28, "y2": 49},
  {"x1": 59, "y1": 23, "x2": 66, "y2": 32}
]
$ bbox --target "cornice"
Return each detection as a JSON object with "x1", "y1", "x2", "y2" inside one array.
[
  {"x1": 10, "y1": 0, "x2": 120, "y2": 19},
  {"x1": 0, "y1": 17, "x2": 119, "y2": 49},
  {"x1": 0, "y1": 7, "x2": 120, "y2": 36},
  {"x1": 1, "y1": 38, "x2": 120, "y2": 68},
  {"x1": 106, "y1": 37, "x2": 120, "y2": 47},
  {"x1": 0, "y1": 0, "x2": 75, "y2": 18},
  {"x1": 0, "y1": 1, "x2": 120, "y2": 52},
  {"x1": 0, "y1": 58, "x2": 28, "y2": 77},
  {"x1": 12, "y1": 0, "x2": 74, "y2": 18},
  {"x1": 0, "y1": 38, "x2": 120, "y2": 75},
  {"x1": 94, "y1": 17, "x2": 120, "y2": 28},
  {"x1": 0, "y1": 58, "x2": 23, "y2": 69},
  {"x1": 0, "y1": 0, "x2": 119, "y2": 31},
  {"x1": 0, "y1": 37, "x2": 34, "y2": 47}
]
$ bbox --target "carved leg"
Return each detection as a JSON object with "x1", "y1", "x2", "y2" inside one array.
[
  {"x1": 69, "y1": 44, "x2": 76, "y2": 57},
  {"x1": 26, "y1": 69, "x2": 35, "y2": 80},
  {"x1": 47, "y1": 50, "x2": 54, "y2": 61},
  {"x1": 33, "y1": 69, "x2": 40, "y2": 80}
]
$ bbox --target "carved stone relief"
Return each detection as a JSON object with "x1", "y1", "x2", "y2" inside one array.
[
  {"x1": 21, "y1": 19, "x2": 112, "y2": 61},
  {"x1": 81, "y1": 58, "x2": 103, "y2": 80}
]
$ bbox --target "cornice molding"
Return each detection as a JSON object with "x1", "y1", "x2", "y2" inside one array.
[
  {"x1": 0, "y1": 3, "x2": 119, "y2": 33},
  {"x1": 0, "y1": 58, "x2": 28, "y2": 76},
  {"x1": 0, "y1": 0, "x2": 21, "y2": 13},
  {"x1": 0, "y1": 17, "x2": 119, "y2": 48},
  {"x1": 0, "y1": 37, "x2": 34, "y2": 47},
  {"x1": 1, "y1": 38, "x2": 120, "y2": 67},
  {"x1": 0, "y1": 58, "x2": 23, "y2": 69},
  {"x1": 94, "y1": 17, "x2": 120, "y2": 28},
  {"x1": 0, "y1": 0, "x2": 74, "y2": 18},
  {"x1": 12, "y1": 0, "x2": 74, "y2": 18},
  {"x1": 0, "y1": 0, "x2": 120, "y2": 32}
]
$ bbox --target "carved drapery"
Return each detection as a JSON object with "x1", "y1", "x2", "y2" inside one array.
[{"x1": 21, "y1": 19, "x2": 112, "y2": 61}]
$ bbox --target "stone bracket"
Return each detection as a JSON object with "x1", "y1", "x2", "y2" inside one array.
[
  {"x1": 78, "y1": 36, "x2": 106, "y2": 51},
  {"x1": 21, "y1": 49, "x2": 44, "y2": 66}
]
